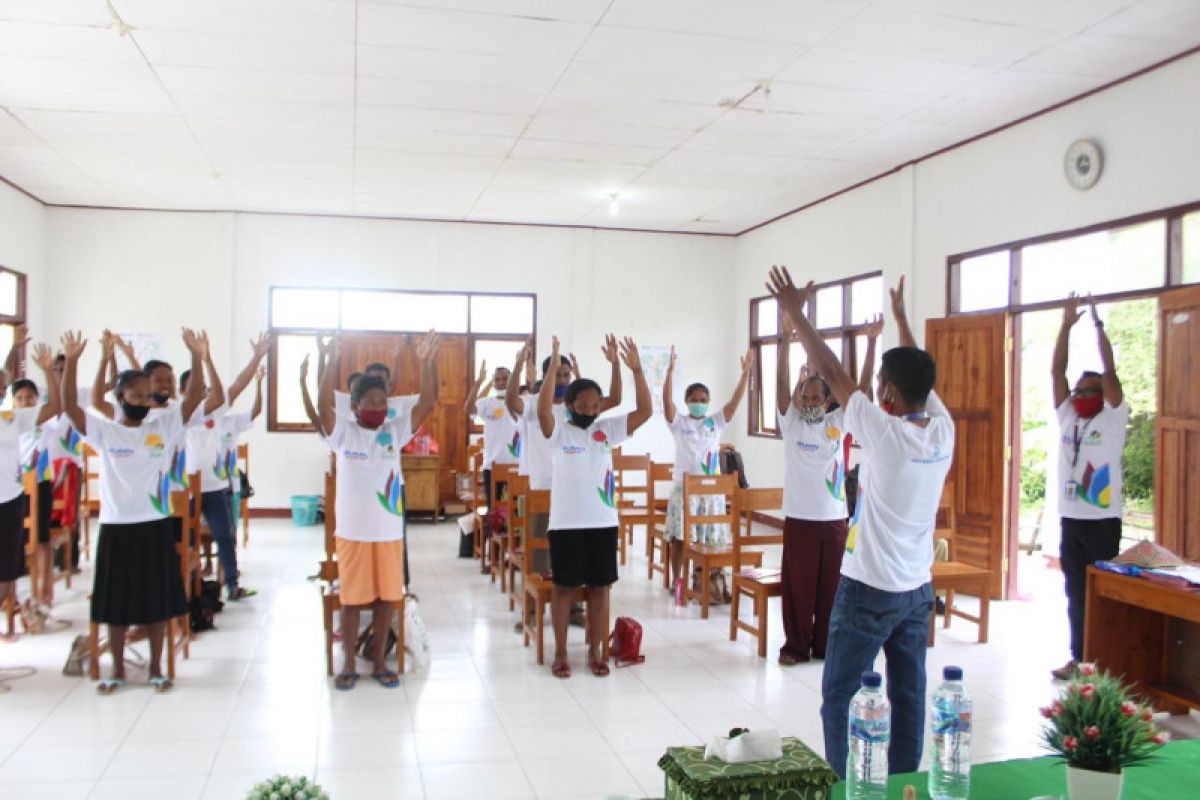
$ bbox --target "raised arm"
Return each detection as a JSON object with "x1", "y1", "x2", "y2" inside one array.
[
  {"x1": 316, "y1": 337, "x2": 339, "y2": 435},
  {"x1": 621, "y1": 338, "x2": 653, "y2": 434},
  {"x1": 523, "y1": 343, "x2": 536, "y2": 389},
  {"x1": 858, "y1": 314, "x2": 883, "y2": 400},
  {"x1": 537, "y1": 336, "x2": 560, "y2": 438},
  {"x1": 31, "y1": 343, "x2": 61, "y2": 425},
  {"x1": 569, "y1": 352, "x2": 582, "y2": 382},
  {"x1": 114, "y1": 334, "x2": 140, "y2": 370},
  {"x1": 1087, "y1": 296, "x2": 1123, "y2": 407},
  {"x1": 776, "y1": 324, "x2": 792, "y2": 417},
  {"x1": 768, "y1": 266, "x2": 856, "y2": 407},
  {"x1": 5, "y1": 324, "x2": 29, "y2": 379},
  {"x1": 1052, "y1": 293, "x2": 1083, "y2": 409},
  {"x1": 227, "y1": 332, "x2": 271, "y2": 405},
  {"x1": 299, "y1": 355, "x2": 323, "y2": 433},
  {"x1": 663, "y1": 346, "x2": 677, "y2": 424},
  {"x1": 250, "y1": 366, "x2": 265, "y2": 421},
  {"x1": 464, "y1": 360, "x2": 487, "y2": 417},
  {"x1": 889, "y1": 276, "x2": 917, "y2": 349},
  {"x1": 60, "y1": 332, "x2": 89, "y2": 435},
  {"x1": 410, "y1": 331, "x2": 440, "y2": 433},
  {"x1": 599, "y1": 334, "x2": 623, "y2": 413},
  {"x1": 179, "y1": 329, "x2": 207, "y2": 422},
  {"x1": 200, "y1": 331, "x2": 225, "y2": 415},
  {"x1": 722, "y1": 348, "x2": 753, "y2": 422},
  {"x1": 91, "y1": 330, "x2": 116, "y2": 420},
  {"x1": 506, "y1": 341, "x2": 528, "y2": 418}
]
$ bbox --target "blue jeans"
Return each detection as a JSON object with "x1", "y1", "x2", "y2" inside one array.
[
  {"x1": 201, "y1": 489, "x2": 238, "y2": 591},
  {"x1": 820, "y1": 576, "x2": 933, "y2": 778}
]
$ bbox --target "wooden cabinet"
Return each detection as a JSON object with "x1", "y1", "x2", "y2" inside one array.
[{"x1": 402, "y1": 455, "x2": 442, "y2": 521}]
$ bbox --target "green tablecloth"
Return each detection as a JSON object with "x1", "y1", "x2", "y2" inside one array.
[
  {"x1": 659, "y1": 736, "x2": 840, "y2": 799},
  {"x1": 829, "y1": 739, "x2": 1199, "y2": 799}
]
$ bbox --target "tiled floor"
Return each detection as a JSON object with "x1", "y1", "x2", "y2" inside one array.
[{"x1": 1, "y1": 518, "x2": 1195, "y2": 799}]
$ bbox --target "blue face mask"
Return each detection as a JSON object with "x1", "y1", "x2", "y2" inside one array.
[
  {"x1": 554, "y1": 384, "x2": 568, "y2": 400},
  {"x1": 687, "y1": 402, "x2": 709, "y2": 418}
]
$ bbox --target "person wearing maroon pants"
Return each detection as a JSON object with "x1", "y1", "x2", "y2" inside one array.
[{"x1": 774, "y1": 316, "x2": 881, "y2": 664}]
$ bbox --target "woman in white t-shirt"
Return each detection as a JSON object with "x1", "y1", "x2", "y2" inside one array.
[
  {"x1": 318, "y1": 333, "x2": 438, "y2": 691},
  {"x1": 0, "y1": 345, "x2": 61, "y2": 622},
  {"x1": 60, "y1": 329, "x2": 208, "y2": 695},
  {"x1": 12, "y1": 372, "x2": 64, "y2": 608},
  {"x1": 661, "y1": 346, "x2": 752, "y2": 595},
  {"x1": 536, "y1": 335, "x2": 651, "y2": 679}
]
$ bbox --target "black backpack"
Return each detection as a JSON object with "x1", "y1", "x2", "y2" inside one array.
[
  {"x1": 189, "y1": 580, "x2": 225, "y2": 632},
  {"x1": 719, "y1": 447, "x2": 749, "y2": 489}
]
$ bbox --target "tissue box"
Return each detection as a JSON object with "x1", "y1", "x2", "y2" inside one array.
[{"x1": 658, "y1": 736, "x2": 838, "y2": 799}]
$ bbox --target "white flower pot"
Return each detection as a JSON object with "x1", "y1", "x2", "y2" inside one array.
[{"x1": 1067, "y1": 765, "x2": 1124, "y2": 800}]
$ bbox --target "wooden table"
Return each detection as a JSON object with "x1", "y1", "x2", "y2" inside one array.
[
  {"x1": 1084, "y1": 566, "x2": 1200, "y2": 714},
  {"x1": 402, "y1": 455, "x2": 442, "y2": 522}
]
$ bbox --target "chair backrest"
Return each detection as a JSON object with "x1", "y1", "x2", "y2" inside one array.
[
  {"x1": 491, "y1": 462, "x2": 519, "y2": 506},
  {"x1": 935, "y1": 480, "x2": 955, "y2": 558},
  {"x1": 613, "y1": 452, "x2": 651, "y2": 509},
  {"x1": 171, "y1": 472, "x2": 203, "y2": 597},
  {"x1": 682, "y1": 473, "x2": 737, "y2": 545},
  {"x1": 82, "y1": 443, "x2": 100, "y2": 506},
  {"x1": 732, "y1": 487, "x2": 784, "y2": 570},
  {"x1": 237, "y1": 442, "x2": 249, "y2": 475},
  {"x1": 507, "y1": 472, "x2": 530, "y2": 549},
  {"x1": 650, "y1": 461, "x2": 673, "y2": 513},
  {"x1": 22, "y1": 470, "x2": 38, "y2": 551},
  {"x1": 324, "y1": 471, "x2": 337, "y2": 559},
  {"x1": 521, "y1": 489, "x2": 551, "y2": 574}
]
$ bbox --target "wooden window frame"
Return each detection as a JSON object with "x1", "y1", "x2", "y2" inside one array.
[
  {"x1": 747, "y1": 270, "x2": 883, "y2": 438},
  {"x1": 267, "y1": 287, "x2": 535, "y2": 433},
  {"x1": 0, "y1": 267, "x2": 28, "y2": 377}
]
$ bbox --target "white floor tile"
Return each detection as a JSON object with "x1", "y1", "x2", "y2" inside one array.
[
  {"x1": 419, "y1": 760, "x2": 534, "y2": 800},
  {"x1": 89, "y1": 775, "x2": 206, "y2": 800},
  {"x1": 317, "y1": 732, "x2": 419, "y2": 768},
  {"x1": 103, "y1": 738, "x2": 221, "y2": 779},
  {"x1": 521, "y1": 752, "x2": 642, "y2": 799},
  {"x1": 415, "y1": 727, "x2": 516, "y2": 764},
  {"x1": 315, "y1": 767, "x2": 425, "y2": 799},
  {"x1": 209, "y1": 734, "x2": 315, "y2": 776}
]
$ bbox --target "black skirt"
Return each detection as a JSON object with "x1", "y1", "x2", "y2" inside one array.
[
  {"x1": 0, "y1": 495, "x2": 23, "y2": 581},
  {"x1": 91, "y1": 519, "x2": 188, "y2": 625},
  {"x1": 22, "y1": 480, "x2": 53, "y2": 544},
  {"x1": 548, "y1": 527, "x2": 619, "y2": 588}
]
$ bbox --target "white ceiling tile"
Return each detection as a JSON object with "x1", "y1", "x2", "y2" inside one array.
[
  {"x1": 902, "y1": 96, "x2": 1034, "y2": 131},
  {"x1": 357, "y1": 44, "x2": 566, "y2": 91},
  {"x1": 740, "y1": 82, "x2": 928, "y2": 119},
  {"x1": 0, "y1": 0, "x2": 115, "y2": 26},
  {"x1": 949, "y1": 70, "x2": 1099, "y2": 109},
  {"x1": 774, "y1": 47, "x2": 988, "y2": 96},
  {"x1": 714, "y1": 108, "x2": 879, "y2": 143},
  {"x1": 822, "y1": 121, "x2": 974, "y2": 163},
  {"x1": 679, "y1": 128, "x2": 832, "y2": 159},
  {"x1": 357, "y1": 105, "x2": 528, "y2": 138},
  {"x1": 510, "y1": 138, "x2": 667, "y2": 167},
  {"x1": 572, "y1": 27, "x2": 805, "y2": 81},
  {"x1": 468, "y1": 187, "x2": 598, "y2": 222},
  {"x1": 357, "y1": 76, "x2": 546, "y2": 116},
  {"x1": 486, "y1": 158, "x2": 642, "y2": 193},
  {"x1": 359, "y1": 0, "x2": 610, "y2": 26},
  {"x1": 537, "y1": 95, "x2": 720, "y2": 132},
  {"x1": 134, "y1": 29, "x2": 354, "y2": 74},
  {"x1": 1012, "y1": 33, "x2": 1179, "y2": 79},
  {"x1": 357, "y1": 3, "x2": 591, "y2": 57},
  {"x1": 1087, "y1": 0, "x2": 1200, "y2": 42},
  {"x1": 14, "y1": 108, "x2": 190, "y2": 141},
  {"x1": 602, "y1": 0, "x2": 865, "y2": 44},
  {"x1": 522, "y1": 117, "x2": 692, "y2": 150},
  {"x1": 875, "y1": 0, "x2": 1136, "y2": 34},
  {"x1": 356, "y1": 129, "x2": 516, "y2": 157},
  {"x1": 173, "y1": 93, "x2": 355, "y2": 128},
  {"x1": 0, "y1": 20, "x2": 142, "y2": 64},
  {"x1": 354, "y1": 150, "x2": 502, "y2": 179},
  {"x1": 155, "y1": 66, "x2": 353, "y2": 104},
  {"x1": 113, "y1": 0, "x2": 355, "y2": 40},
  {"x1": 0, "y1": 84, "x2": 172, "y2": 116}
]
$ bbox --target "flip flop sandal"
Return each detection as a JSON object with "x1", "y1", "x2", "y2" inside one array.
[
  {"x1": 551, "y1": 659, "x2": 571, "y2": 679},
  {"x1": 148, "y1": 676, "x2": 173, "y2": 693},
  {"x1": 372, "y1": 670, "x2": 401, "y2": 689},
  {"x1": 96, "y1": 678, "x2": 125, "y2": 695},
  {"x1": 334, "y1": 672, "x2": 360, "y2": 691},
  {"x1": 588, "y1": 658, "x2": 610, "y2": 677}
]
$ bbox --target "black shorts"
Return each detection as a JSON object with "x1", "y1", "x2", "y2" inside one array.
[
  {"x1": 22, "y1": 480, "x2": 54, "y2": 544},
  {"x1": 0, "y1": 495, "x2": 24, "y2": 581},
  {"x1": 548, "y1": 527, "x2": 618, "y2": 588}
]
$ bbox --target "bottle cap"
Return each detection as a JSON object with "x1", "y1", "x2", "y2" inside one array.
[
  {"x1": 943, "y1": 666, "x2": 963, "y2": 681},
  {"x1": 861, "y1": 671, "x2": 882, "y2": 688}
]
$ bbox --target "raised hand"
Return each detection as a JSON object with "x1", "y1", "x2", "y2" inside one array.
[
  {"x1": 100, "y1": 329, "x2": 116, "y2": 359},
  {"x1": 766, "y1": 265, "x2": 813, "y2": 324},
  {"x1": 196, "y1": 329, "x2": 212, "y2": 360},
  {"x1": 667, "y1": 345, "x2": 676, "y2": 373},
  {"x1": 114, "y1": 334, "x2": 136, "y2": 361},
  {"x1": 1062, "y1": 292, "x2": 1084, "y2": 328},
  {"x1": 889, "y1": 275, "x2": 908, "y2": 321},
  {"x1": 415, "y1": 330, "x2": 440, "y2": 363},
  {"x1": 863, "y1": 313, "x2": 884, "y2": 339},
  {"x1": 739, "y1": 347, "x2": 753, "y2": 375},
  {"x1": 475, "y1": 361, "x2": 488, "y2": 386},
  {"x1": 256, "y1": 365, "x2": 266, "y2": 383},
  {"x1": 299, "y1": 354, "x2": 310, "y2": 381},
  {"x1": 31, "y1": 342, "x2": 53, "y2": 371},
  {"x1": 618, "y1": 337, "x2": 642, "y2": 372},
  {"x1": 601, "y1": 334, "x2": 619, "y2": 365},
  {"x1": 250, "y1": 332, "x2": 272, "y2": 361},
  {"x1": 315, "y1": 333, "x2": 332, "y2": 356},
  {"x1": 1086, "y1": 294, "x2": 1101, "y2": 326},
  {"x1": 13, "y1": 324, "x2": 30, "y2": 348},
  {"x1": 798, "y1": 363, "x2": 811, "y2": 383},
  {"x1": 550, "y1": 335, "x2": 561, "y2": 363},
  {"x1": 61, "y1": 331, "x2": 87, "y2": 360}
]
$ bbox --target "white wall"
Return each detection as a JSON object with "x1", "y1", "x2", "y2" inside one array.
[
  {"x1": 44, "y1": 209, "x2": 734, "y2": 507},
  {"x1": 730, "y1": 50, "x2": 1200, "y2": 484}
]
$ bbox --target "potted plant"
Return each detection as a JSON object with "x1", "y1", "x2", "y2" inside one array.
[
  {"x1": 246, "y1": 774, "x2": 330, "y2": 800},
  {"x1": 1040, "y1": 663, "x2": 1170, "y2": 799}
]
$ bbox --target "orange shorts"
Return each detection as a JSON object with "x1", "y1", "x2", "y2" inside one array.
[{"x1": 335, "y1": 537, "x2": 405, "y2": 605}]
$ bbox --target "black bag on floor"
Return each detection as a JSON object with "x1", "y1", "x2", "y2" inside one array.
[
  {"x1": 201, "y1": 580, "x2": 225, "y2": 614},
  {"x1": 189, "y1": 595, "x2": 216, "y2": 632},
  {"x1": 458, "y1": 528, "x2": 473, "y2": 558}
]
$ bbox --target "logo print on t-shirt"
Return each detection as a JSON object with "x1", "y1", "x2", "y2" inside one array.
[
  {"x1": 1080, "y1": 462, "x2": 1111, "y2": 509},
  {"x1": 377, "y1": 470, "x2": 405, "y2": 517},
  {"x1": 60, "y1": 426, "x2": 82, "y2": 457},
  {"x1": 845, "y1": 485, "x2": 863, "y2": 554},
  {"x1": 26, "y1": 448, "x2": 53, "y2": 482},
  {"x1": 0, "y1": 411, "x2": 14, "y2": 424},
  {"x1": 507, "y1": 431, "x2": 521, "y2": 459},
  {"x1": 214, "y1": 449, "x2": 236, "y2": 481},
  {"x1": 826, "y1": 461, "x2": 845, "y2": 501},
  {"x1": 169, "y1": 448, "x2": 188, "y2": 489},
  {"x1": 826, "y1": 425, "x2": 841, "y2": 441},
  {"x1": 597, "y1": 468, "x2": 616, "y2": 509},
  {"x1": 489, "y1": 407, "x2": 505, "y2": 420},
  {"x1": 703, "y1": 417, "x2": 716, "y2": 432},
  {"x1": 144, "y1": 434, "x2": 165, "y2": 458},
  {"x1": 149, "y1": 471, "x2": 171, "y2": 516},
  {"x1": 701, "y1": 451, "x2": 719, "y2": 476}
]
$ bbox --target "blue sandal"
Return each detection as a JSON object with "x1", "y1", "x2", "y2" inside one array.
[
  {"x1": 334, "y1": 672, "x2": 360, "y2": 691},
  {"x1": 96, "y1": 678, "x2": 125, "y2": 695},
  {"x1": 148, "y1": 675, "x2": 173, "y2": 693},
  {"x1": 372, "y1": 670, "x2": 401, "y2": 689}
]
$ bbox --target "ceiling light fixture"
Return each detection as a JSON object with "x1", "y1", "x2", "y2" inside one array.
[{"x1": 608, "y1": 193, "x2": 619, "y2": 217}]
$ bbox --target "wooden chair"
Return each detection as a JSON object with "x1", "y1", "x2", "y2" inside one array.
[
  {"x1": 682, "y1": 473, "x2": 762, "y2": 619},
  {"x1": 468, "y1": 445, "x2": 488, "y2": 562},
  {"x1": 488, "y1": 463, "x2": 518, "y2": 591},
  {"x1": 505, "y1": 472, "x2": 530, "y2": 612},
  {"x1": 238, "y1": 443, "x2": 250, "y2": 546},
  {"x1": 645, "y1": 461, "x2": 674, "y2": 587},
  {"x1": 81, "y1": 444, "x2": 101, "y2": 560},
  {"x1": 319, "y1": 471, "x2": 406, "y2": 676},
  {"x1": 613, "y1": 452, "x2": 651, "y2": 566},
  {"x1": 929, "y1": 482, "x2": 990, "y2": 645},
  {"x1": 520, "y1": 489, "x2": 609, "y2": 665},
  {"x1": 23, "y1": 471, "x2": 73, "y2": 600},
  {"x1": 729, "y1": 487, "x2": 784, "y2": 657}
]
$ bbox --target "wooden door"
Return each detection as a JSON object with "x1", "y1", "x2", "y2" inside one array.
[
  {"x1": 338, "y1": 333, "x2": 470, "y2": 503},
  {"x1": 1156, "y1": 286, "x2": 1200, "y2": 560},
  {"x1": 926, "y1": 313, "x2": 1011, "y2": 599}
]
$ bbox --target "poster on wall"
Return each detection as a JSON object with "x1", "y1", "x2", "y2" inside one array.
[
  {"x1": 115, "y1": 333, "x2": 164, "y2": 371},
  {"x1": 640, "y1": 345, "x2": 672, "y2": 414}
]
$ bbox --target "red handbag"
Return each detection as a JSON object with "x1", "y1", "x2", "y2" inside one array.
[{"x1": 609, "y1": 616, "x2": 646, "y2": 667}]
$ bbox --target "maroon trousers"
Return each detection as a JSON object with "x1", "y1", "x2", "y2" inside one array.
[{"x1": 780, "y1": 517, "x2": 848, "y2": 660}]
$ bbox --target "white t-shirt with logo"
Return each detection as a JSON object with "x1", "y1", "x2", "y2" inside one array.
[
  {"x1": 84, "y1": 406, "x2": 188, "y2": 524},
  {"x1": 841, "y1": 391, "x2": 954, "y2": 593},
  {"x1": 187, "y1": 407, "x2": 256, "y2": 494},
  {"x1": 24, "y1": 386, "x2": 90, "y2": 467},
  {"x1": 522, "y1": 401, "x2": 569, "y2": 491},
  {"x1": 668, "y1": 410, "x2": 726, "y2": 482},
  {"x1": 477, "y1": 397, "x2": 520, "y2": 469},
  {"x1": 328, "y1": 411, "x2": 415, "y2": 542},
  {"x1": 0, "y1": 408, "x2": 40, "y2": 504},
  {"x1": 777, "y1": 405, "x2": 848, "y2": 522},
  {"x1": 1056, "y1": 399, "x2": 1128, "y2": 521},
  {"x1": 547, "y1": 416, "x2": 631, "y2": 531}
]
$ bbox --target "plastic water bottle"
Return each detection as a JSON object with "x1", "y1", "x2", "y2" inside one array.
[
  {"x1": 846, "y1": 671, "x2": 889, "y2": 799},
  {"x1": 929, "y1": 665, "x2": 972, "y2": 800}
]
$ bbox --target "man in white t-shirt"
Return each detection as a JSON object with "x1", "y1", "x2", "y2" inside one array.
[
  {"x1": 466, "y1": 363, "x2": 520, "y2": 507},
  {"x1": 1049, "y1": 294, "x2": 1128, "y2": 681},
  {"x1": 769, "y1": 267, "x2": 953, "y2": 778}
]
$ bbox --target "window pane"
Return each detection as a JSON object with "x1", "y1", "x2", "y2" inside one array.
[
  {"x1": 1184, "y1": 211, "x2": 1200, "y2": 285},
  {"x1": 341, "y1": 291, "x2": 467, "y2": 333},
  {"x1": 850, "y1": 275, "x2": 883, "y2": 324},
  {"x1": 1020, "y1": 220, "x2": 1165, "y2": 304},
  {"x1": 0, "y1": 325, "x2": 13, "y2": 371},
  {"x1": 787, "y1": 341, "x2": 807, "y2": 393},
  {"x1": 275, "y1": 334, "x2": 320, "y2": 426},
  {"x1": 0, "y1": 271, "x2": 19, "y2": 317},
  {"x1": 758, "y1": 343, "x2": 777, "y2": 432},
  {"x1": 471, "y1": 295, "x2": 534, "y2": 334},
  {"x1": 815, "y1": 285, "x2": 843, "y2": 329},
  {"x1": 958, "y1": 251, "x2": 1009, "y2": 312},
  {"x1": 271, "y1": 288, "x2": 339, "y2": 329},
  {"x1": 854, "y1": 334, "x2": 869, "y2": 381},
  {"x1": 755, "y1": 298, "x2": 778, "y2": 338},
  {"x1": 473, "y1": 339, "x2": 526, "y2": 387}
]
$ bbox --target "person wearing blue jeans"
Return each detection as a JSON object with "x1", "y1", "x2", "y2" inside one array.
[
  {"x1": 768, "y1": 268, "x2": 953, "y2": 778},
  {"x1": 201, "y1": 488, "x2": 248, "y2": 598}
]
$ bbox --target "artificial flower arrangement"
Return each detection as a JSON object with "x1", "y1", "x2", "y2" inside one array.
[
  {"x1": 1040, "y1": 662, "x2": 1169, "y2": 773},
  {"x1": 246, "y1": 774, "x2": 330, "y2": 800}
]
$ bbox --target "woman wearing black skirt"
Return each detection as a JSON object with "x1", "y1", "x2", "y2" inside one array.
[{"x1": 60, "y1": 329, "x2": 206, "y2": 694}]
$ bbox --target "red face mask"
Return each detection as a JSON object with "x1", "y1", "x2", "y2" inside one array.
[
  {"x1": 357, "y1": 408, "x2": 388, "y2": 429},
  {"x1": 1072, "y1": 395, "x2": 1103, "y2": 418}
]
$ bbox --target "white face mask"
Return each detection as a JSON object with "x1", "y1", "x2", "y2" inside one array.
[{"x1": 798, "y1": 404, "x2": 825, "y2": 424}]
